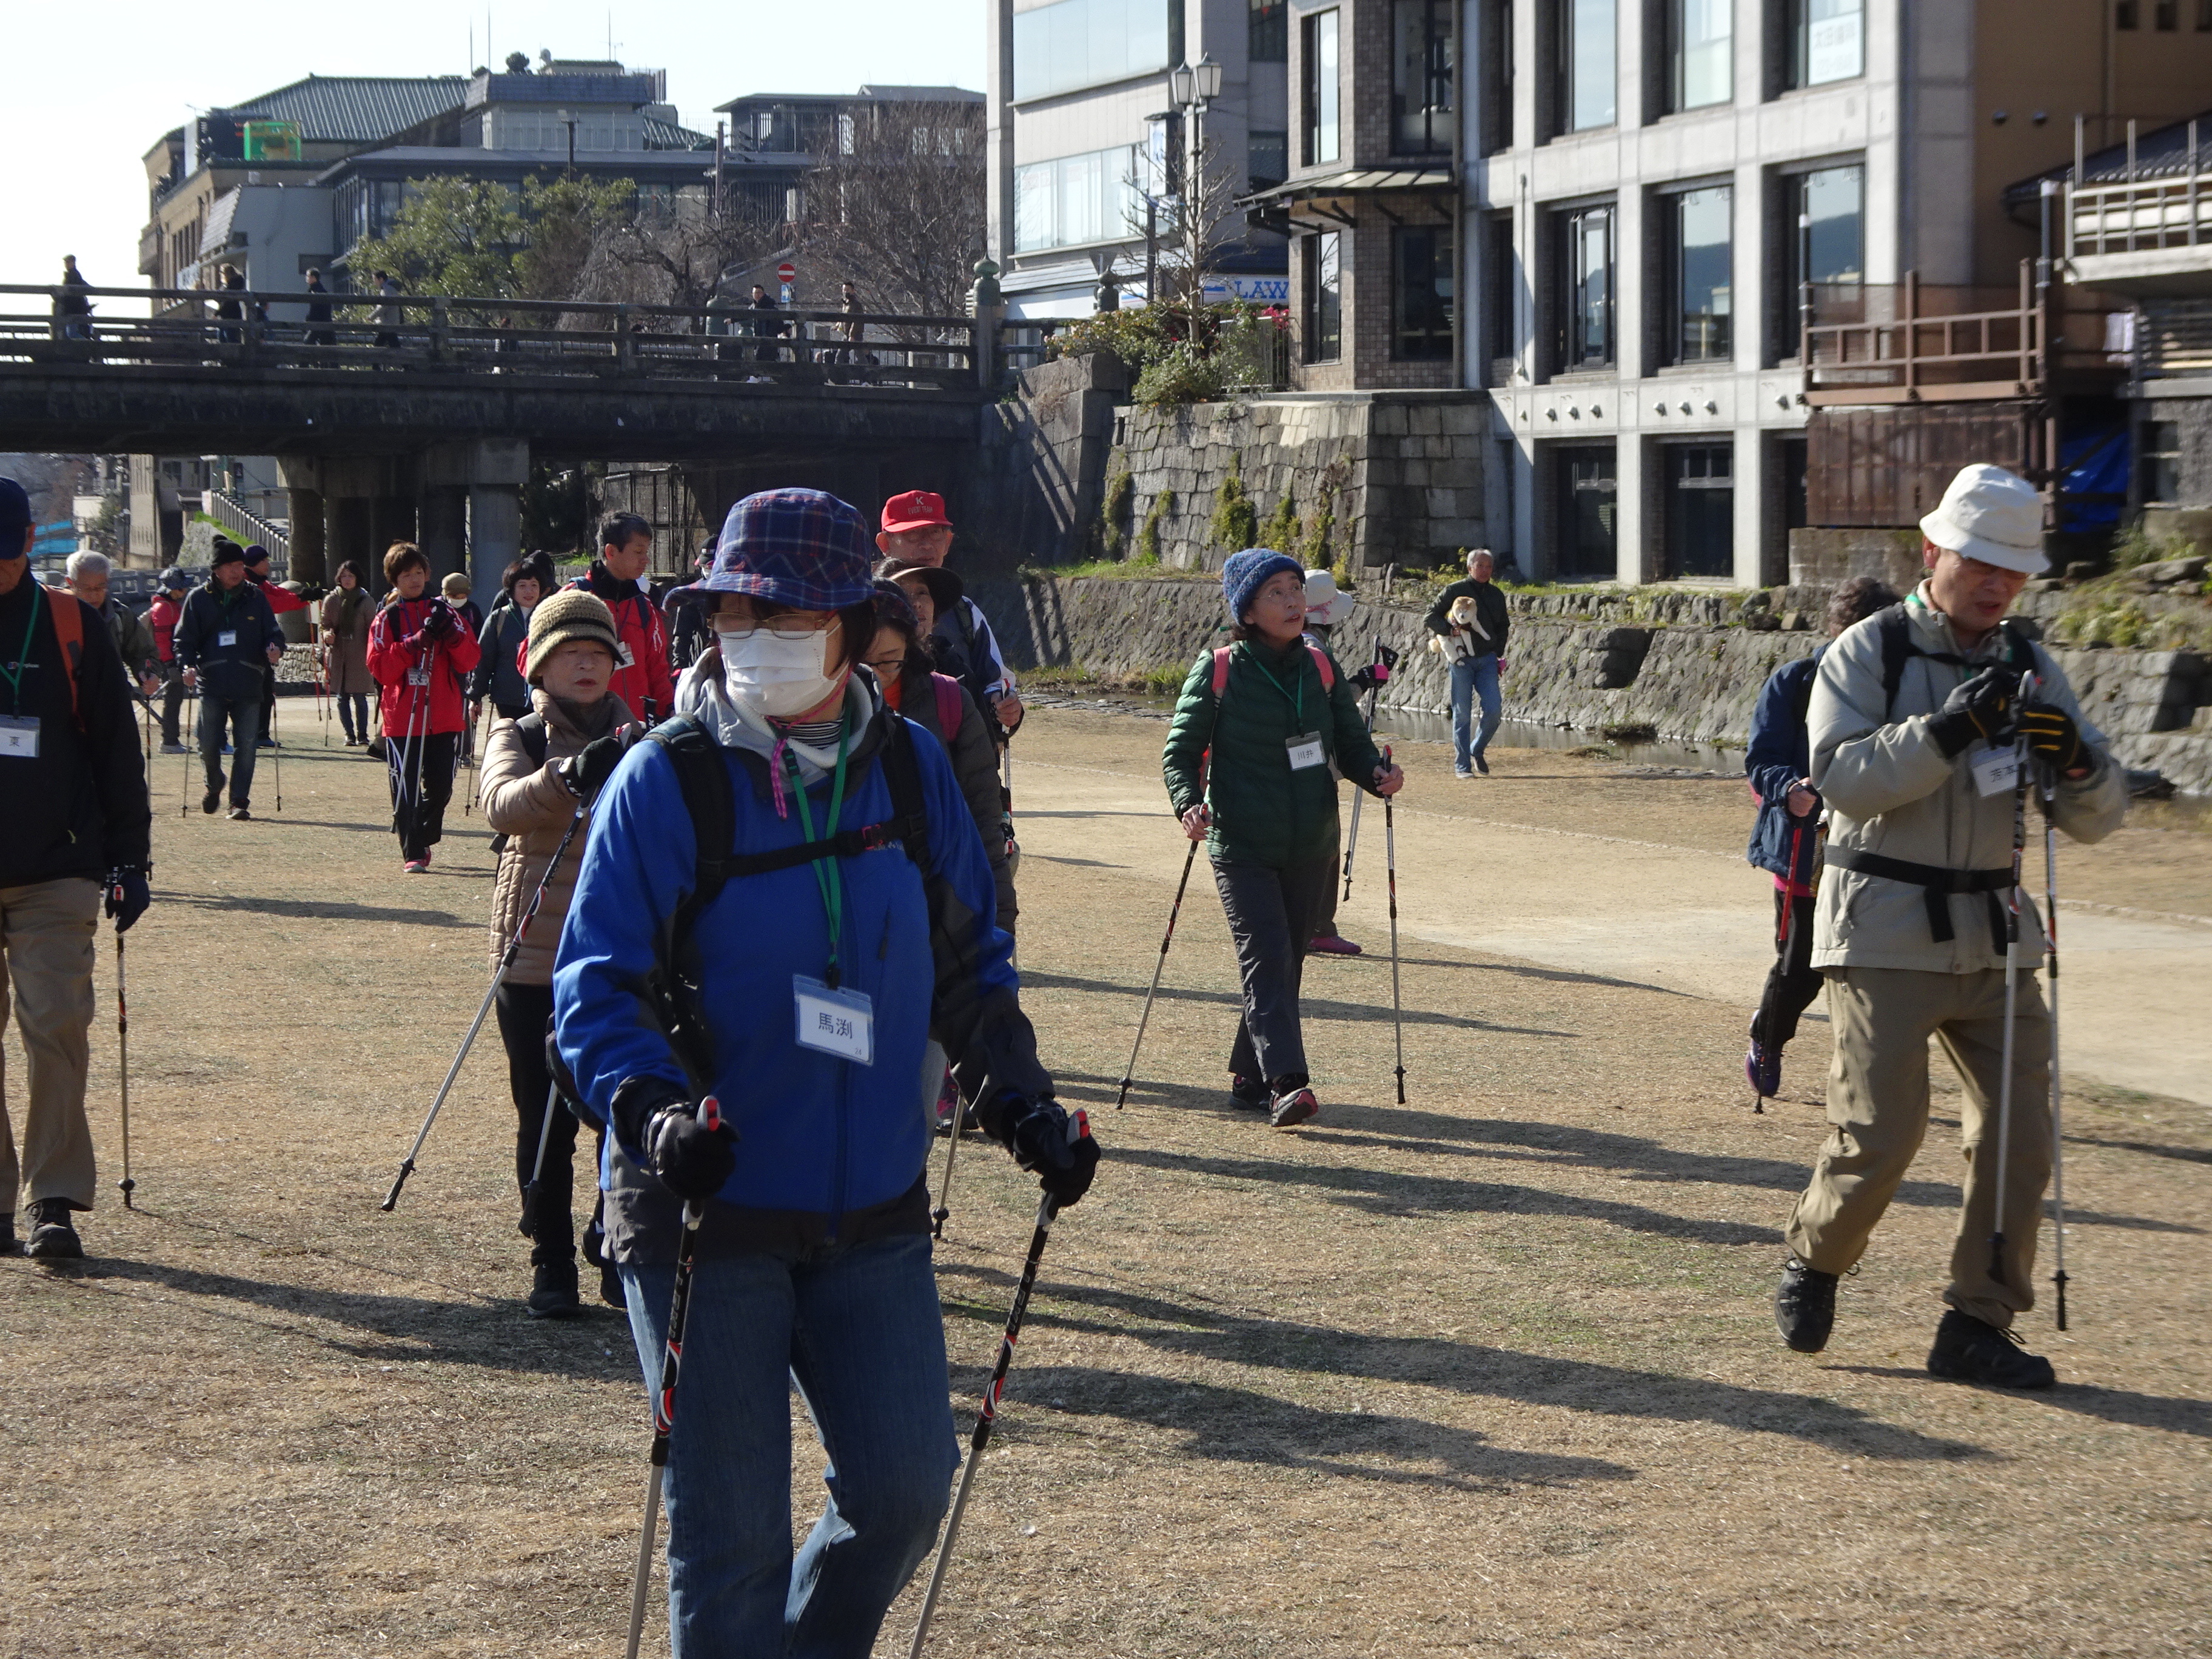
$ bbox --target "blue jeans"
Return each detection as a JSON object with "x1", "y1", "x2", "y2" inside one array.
[
  {"x1": 198, "y1": 690, "x2": 261, "y2": 805},
  {"x1": 1450, "y1": 654, "x2": 1501, "y2": 771},
  {"x1": 622, "y1": 1231, "x2": 959, "y2": 1659}
]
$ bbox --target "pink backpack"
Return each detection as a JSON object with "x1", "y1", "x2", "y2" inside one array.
[{"x1": 1210, "y1": 642, "x2": 1335, "y2": 697}]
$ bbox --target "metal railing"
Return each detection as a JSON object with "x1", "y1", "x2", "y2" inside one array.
[
  {"x1": 2065, "y1": 118, "x2": 2211, "y2": 259},
  {"x1": 206, "y1": 489, "x2": 289, "y2": 569},
  {"x1": 0, "y1": 283, "x2": 990, "y2": 394}
]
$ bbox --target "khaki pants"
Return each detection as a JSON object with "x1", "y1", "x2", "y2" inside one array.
[
  {"x1": 0, "y1": 878, "x2": 101, "y2": 1212},
  {"x1": 1787, "y1": 965, "x2": 2051, "y2": 1330}
]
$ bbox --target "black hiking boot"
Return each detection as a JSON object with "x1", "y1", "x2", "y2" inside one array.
[
  {"x1": 526, "y1": 1253, "x2": 581, "y2": 1319},
  {"x1": 25, "y1": 1199, "x2": 84, "y2": 1261},
  {"x1": 0, "y1": 1213, "x2": 18, "y2": 1256},
  {"x1": 1775, "y1": 1256, "x2": 1837, "y2": 1353},
  {"x1": 1228, "y1": 1073, "x2": 1270, "y2": 1111},
  {"x1": 201, "y1": 787, "x2": 221, "y2": 814},
  {"x1": 1927, "y1": 1309, "x2": 2056, "y2": 1390}
]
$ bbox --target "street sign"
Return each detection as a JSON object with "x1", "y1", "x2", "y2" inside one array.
[{"x1": 777, "y1": 262, "x2": 797, "y2": 283}]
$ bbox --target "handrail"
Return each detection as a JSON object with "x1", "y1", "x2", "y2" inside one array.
[
  {"x1": 1799, "y1": 260, "x2": 2098, "y2": 404},
  {"x1": 206, "y1": 489, "x2": 289, "y2": 568},
  {"x1": 2064, "y1": 119, "x2": 2208, "y2": 260}
]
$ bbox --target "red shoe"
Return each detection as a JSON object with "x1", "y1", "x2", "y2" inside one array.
[
  {"x1": 1307, "y1": 933, "x2": 1363, "y2": 956},
  {"x1": 402, "y1": 859, "x2": 430, "y2": 874}
]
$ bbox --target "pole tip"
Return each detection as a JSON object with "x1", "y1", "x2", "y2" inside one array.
[{"x1": 118, "y1": 1177, "x2": 136, "y2": 1208}]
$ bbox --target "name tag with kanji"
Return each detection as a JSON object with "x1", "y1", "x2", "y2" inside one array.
[
  {"x1": 217, "y1": 629, "x2": 238, "y2": 648},
  {"x1": 794, "y1": 976, "x2": 874, "y2": 1065},
  {"x1": 0, "y1": 715, "x2": 39, "y2": 759},
  {"x1": 406, "y1": 666, "x2": 432, "y2": 686},
  {"x1": 1286, "y1": 731, "x2": 1327, "y2": 770},
  {"x1": 1971, "y1": 746, "x2": 2020, "y2": 797}
]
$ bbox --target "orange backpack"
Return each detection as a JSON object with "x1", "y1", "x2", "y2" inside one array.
[{"x1": 44, "y1": 588, "x2": 86, "y2": 730}]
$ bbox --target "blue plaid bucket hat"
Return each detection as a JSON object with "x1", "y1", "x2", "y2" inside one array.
[{"x1": 689, "y1": 489, "x2": 875, "y2": 610}]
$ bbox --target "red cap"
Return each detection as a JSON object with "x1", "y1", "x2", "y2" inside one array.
[{"x1": 880, "y1": 489, "x2": 953, "y2": 535}]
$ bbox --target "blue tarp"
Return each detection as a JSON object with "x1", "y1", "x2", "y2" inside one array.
[{"x1": 2059, "y1": 426, "x2": 2128, "y2": 534}]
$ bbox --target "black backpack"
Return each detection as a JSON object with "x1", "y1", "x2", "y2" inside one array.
[{"x1": 1871, "y1": 605, "x2": 2038, "y2": 718}]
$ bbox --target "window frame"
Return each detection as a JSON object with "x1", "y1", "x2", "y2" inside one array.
[
  {"x1": 1553, "y1": 199, "x2": 1615, "y2": 372},
  {"x1": 1666, "y1": 0, "x2": 1733, "y2": 113},
  {"x1": 1250, "y1": 0, "x2": 1288, "y2": 61},
  {"x1": 1392, "y1": 223, "x2": 1455, "y2": 360},
  {"x1": 2142, "y1": 420, "x2": 2183, "y2": 504},
  {"x1": 1774, "y1": 159, "x2": 1864, "y2": 361},
  {"x1": 1487, "y1": 211, "x2": 1520, "y2": 373},
  {"x1": 1304, "y1": 230, "x2": 1344, "y2": 363},
  {"x1": 1550, "y1": 0, "x2": 1618, "y2": 136},
  {"x1": 1663, "y1": 181, "x2": 1734, "y2": 366},
  {"x1": 1780, "y1": 0, "x2": 1864, "y2": 90},
  {"x1": 1302, "y1": 10, "x2": 1342, "y2": 166},
  {"x1": 1663, "y1": 440, "x2": 1736, "y2": 580},
  {"x1": 1391, "y1": 0, "x2": 1457, "y2": 156}
]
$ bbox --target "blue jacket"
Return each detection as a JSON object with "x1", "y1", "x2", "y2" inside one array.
[
  {"x1": 1744, "y1": 651, "x2": 1822, "y2": 886},
  {"x1": 554, "y1": 703, "x2": 1044, "y2": 1263}
]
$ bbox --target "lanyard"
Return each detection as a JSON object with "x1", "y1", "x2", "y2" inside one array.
[
  {"x1": 783, "y1": 720, "x2": 853, "y2": 987},
  {"x1": 0, "y1": 583, "x2": 42, "y2": 711},
  {"x1": 1248, "y1": 643, "x2": 1304, "y2": 727}
]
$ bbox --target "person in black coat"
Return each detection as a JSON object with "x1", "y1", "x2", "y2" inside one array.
[
  {"x1": 0, "y1": 479, "x2": 152, "y2": 1260},
  {"x1": 1421, "y1": 548, "x2": 1512, "y2": 777},
  {"x1": 175, "y1": 541, "x2": 284, "y2": 817},
  {"x1": 303, "y1": 266, "x2": 334, "y2": 349}
]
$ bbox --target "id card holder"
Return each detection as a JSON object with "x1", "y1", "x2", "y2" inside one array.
[
  {"x1": 216, "y1": 629, "x2": 238, "y2": 648},
  {"x1": 615, "y1": 641, "x2": 637, "y2": 669},
  {"x1": 0, "y1": 715, "x2": 39, "y2": 760},
  {"x1": 1971, "y1": 746, "x2": 2020, "y2": 797},
  {"x1": 406, "y1": 666, "x2": 432, "y2": 687},
  {"x1": 1286, "y1": 731, "x2": 1327, "y2": 771},
  {"x1": 794, "y1": 976, "x2": 874, "y2": 1065}
]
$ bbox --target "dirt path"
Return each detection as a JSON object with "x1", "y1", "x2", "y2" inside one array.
[{"x1": 2, "y1": 709, "x2": 2205, "y2": 1657}]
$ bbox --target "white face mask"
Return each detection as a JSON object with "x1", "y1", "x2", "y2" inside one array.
[{"x1": 717, "y1": 622, "x2": 845, "y2": 719}]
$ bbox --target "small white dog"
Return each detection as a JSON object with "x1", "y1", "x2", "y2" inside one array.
[{"x1": 1427, "y1": 594, "x2": 1491, "y2": 662}]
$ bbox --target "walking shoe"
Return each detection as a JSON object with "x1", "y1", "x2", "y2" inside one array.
[
  {"x1": 402, "y1": 859, "x2": 430, "y2": 874},
  {"x1": 25, "y1": 1199, "x2": 84, "y2": 1261},
  {"x1": 0, "y1": 1213, "x2": 18, "y2": 1256},
  {"x1": 227, "y1": 806, "x2": 251, "y2": 821},
  {"x1": 159, "y1": 741, "x2": 188, "y2": 755},
  {"x1": 1268, "y1": 1085, "x2": 1320, "y2": 1129},
  {"x1": 259, "y1": 736, "x2": 278, "y2": 748},
  {"x1": 1307, "y1": 932, "x2": 1364, "y2": 956},
  {"x1": 201, "y1": 788, "x2": 221, "y2": 814},
  {"x1": 526, "y1": 1256, "x2": 582, "y2": 1320},
  {"x1": 1228, "y1": 1073, "x2": 1271, "y2": 1110},
  {"x1": 1745, "y1": 1027, "x2": 1782, "y2": 1098},
  {"x1": 1453, "y1": 767, "x2": 1473, "y2": 780},
  {"x1": 1472, "y1": 753, "x2": 1490, "y2": 776},
  {"x1": 1927, "y1": 1309, "x2": 2056, "y2": 1390},
  {"x1": 1774, "y1": 1256, "x2": 1838, "y2": 1353}
]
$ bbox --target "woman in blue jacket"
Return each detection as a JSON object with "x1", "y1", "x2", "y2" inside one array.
[{"x1": 554, "y1": 488, "x2": 1098, "y2": 1659}]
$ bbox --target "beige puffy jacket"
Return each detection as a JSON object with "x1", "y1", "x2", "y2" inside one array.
[
  {"x1": 481, "y1": 687, "x2": 637, "y2": 984},
  {"x1": 1808, "y1": 583, "x2": 2127, "y2": 974}
]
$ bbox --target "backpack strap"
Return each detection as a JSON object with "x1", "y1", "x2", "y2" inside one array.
[
  {"x1": 515, "y1": 712, "x2": 549, "y2": 770},
  {"x1": 45, "y1": 590, "x2": 84, "y2": 730},
  {"x1": 1214, "y1": 640, "x2": 1336, "y2": 697},
  {"x1": 932, "y1": 674, "x2": 964, "y2": 741},
  {"x1": 1875, "y1": 603, "x2": 1971, "y2": 718},
  {"x1": 1212, "y1": 645, "x2": 1231, "y2": 695},
  {"x1": 641, "y1": 714, "x2": 737, "y2": 1088}
]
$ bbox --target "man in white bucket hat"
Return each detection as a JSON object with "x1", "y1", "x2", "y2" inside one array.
[{"x1": 1771, "y1": 463, "x2": 2126, "y2": 1389}]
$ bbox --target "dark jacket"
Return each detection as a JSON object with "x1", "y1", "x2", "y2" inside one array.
[
  {"x1": 1423, "y1": 578, "x2": 1510, "y2": 659},
  {"x1": 1162, "y1": 637, "x2": 1385, "y2": 870},
  {"x1": 893, "y1": 667, "x2": 1015, "y2": 928},
  {"x1": 469, "y1": 599, "x2": 534, "y2": 714},
  {"x1": 567, "y1": 563, "x2": 674, "y2": 719},
  {"x1": 174, "y1": 579, "x2": 283, "y2": 703},
  {"x1": 1744, "y1": 652, "x2": 1820, "y2": 888},
  {"x1": 0, "y1": 578, "x2": 152, "y2": 886}
]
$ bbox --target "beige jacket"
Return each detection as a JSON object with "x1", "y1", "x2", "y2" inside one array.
[
  {"x1": 1808, "y1": 583, "x2": 2126, "y2": 974},
  {"x1": 481, "y1": 687, "x2": 637, "y2": 984}
]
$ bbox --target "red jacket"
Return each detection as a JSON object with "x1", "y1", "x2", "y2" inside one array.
[
  {"x1": 148, "y1": 594, "x2": 181, "y2": 662},
  {"x1": 367, "y1": 595, "x2": 481, "y2": 737},
  {"x1": 567, "y1": 564, "x2": 674, "y2": 720},
  {"x1": 247, "y1": 571, "x2": 308, "y2": 614}
]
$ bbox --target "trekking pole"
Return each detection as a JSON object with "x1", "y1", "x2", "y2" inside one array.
[
  {"x1": 318, "y1": 645, "x2": 331, "y2": 747},
  {"x1": 1382, "y1": 745, "x2": 1406, "y2": 1104},
  {"x1": 1339, "y1": 639, "x2": 1389, "y2": 903},
  {"x1": 1988, "y1": 673, "x2": 2036, "y2": 1285},
  {"x1": 113, "y1": 914, "x2": 135, "y2": 1209},
  {"x1": 519, "y1": 1079, "x2": 563, "y2": 1237},
  {"x1": 931, "y1": 1080, "x2": 964, "y2": 1239},
  {"x1": 623, "y1": 1096, "x2": 722, "y2": 1659},
  {"x1": 2039, "y1": 763, "x2": 2071, "y2": 1329},
  {"x1": 381, "y1": 799, "x2": 589, "y2": 1210},
  {"x1": 908, "y1": 1188, "x2": 1064, "y2": 1659},
  {"x1": 269, "y1": 692, "x2": 283, "y2": 813},
  {"x1": 1115, "y1": 779, "x2": 1207, "y2": 1111},
  {"x1": 179, "y1": 686, "x2": 197, "y2": 816}
]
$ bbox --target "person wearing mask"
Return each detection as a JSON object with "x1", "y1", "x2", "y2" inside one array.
[
  {"x1": 1423, "y1": 548, "x2": 1510, "y2": 779},
  {"x1": 242, "y1": 543, "x2": 304, "y2": 749},
  {"x1": 367, "y1": 542, "x2": 481, "y2": 873},
  {"x1": 481, "y1": 589, "x2": 638, "y2": 1318},
  {"x1": 0, "y1": 479, "x2": 152, "y2": 1260},
  {"x1": 874, "y1": 557, "x2": 969, "y2": 681},
  {"x1": 874, "y1": 491, "x2": 1022, "y2": 740},
  {"x1": 65, "y1": 552, "x2": 159, "y2": 696},
  {"x1": 1162, "y1": 550, "x2": 1404, "y2": 1128},
  {"x1": 175, "y1": 540, "x2": 284, "y2": 819},
  {"x1": 440, "y1": 571, "x2": 488, "y2": 762},
  {"x1": 557, "y1": 487, "x2": 1093, "y2": 1656},
  {"x1": 471, "y1": 559, "x2": 546, "y2": 723},
  {"x1": 147, "y1": 566, "x2": 191, "y2": 753},
  {"x1": 320, "y1": 560, "x2": 377, "y2": 746},
  {"x1": 566, "y1": 512, "x2": 675, "y2": 723}
]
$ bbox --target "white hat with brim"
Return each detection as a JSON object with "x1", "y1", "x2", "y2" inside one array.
[
  {"x1": 1919, "y1": 463, "x2": 2048, "y2": 575},
  {"x1": 1304, "y1": 568, "x2": 1355, "y2": 626}
]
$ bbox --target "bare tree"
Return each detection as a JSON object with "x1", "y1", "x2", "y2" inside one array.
[
  {"x1": 572, "y1": 193, "x2": 785, "y2": 313},
  {"x1": 793, "y1": 99, "x2": 987, "y2": 320},
  {"x1": 1128, "y1": 132, "x2": 1248, "y2": 332}
]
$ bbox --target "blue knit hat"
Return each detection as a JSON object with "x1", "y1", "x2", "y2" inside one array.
[
  {"x1": 691, "y1": 489, "x2": 874, "y2": 611},
  {"x1": 1221, "y1": 548, "x2": 1303, "y2": 623}
]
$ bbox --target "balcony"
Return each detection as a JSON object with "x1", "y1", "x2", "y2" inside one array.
[{"x1": 2062, "y1": 117, "x2": 2212, "y2": 296}]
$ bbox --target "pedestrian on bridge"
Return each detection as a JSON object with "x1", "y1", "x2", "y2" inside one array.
[
  {"x1": 175, "y1": 540, "x2": 283, "y2": 820},
  {"x1": 566, "y1": 513, "x2": 674, "y2": 723},
  {"x1": 55, "y1": 256, "x2": 93, "y2": 342},
  {"x1": 320, "y1": 560, "x2": 375, "y2": 746},
  {"x1": 367, "y1": 543, "x2": 480, "y2": 873},
  {"x1": 0, "y1": 480, "x2": 152, "y2": 1260}
]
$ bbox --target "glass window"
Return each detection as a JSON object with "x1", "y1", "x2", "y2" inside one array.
[
  {"x1": 1248, "y1": 129, "x2": 1288, "y2": 190},
  {"x1": 1392, "y1": 0, "x2": 1456, "y2": 154},
  {"x1": 1552, "y1": 0, "x2": 1617, "y2": 133},
  {"x1": 1668, "y1": 184, "x2": 1732, "y2": 363},
  {"x1": 1488, "y1": 212, "x2": 1519, "y2": 365},
  {"x1": 1666, "y1": 443, "x2": 1734, "y2": 578},
  {"x1": 1484, "y1": 0, "x2": 1517, "y2": 153},
  {"x1": 1304, "y1": 232, "x2": 1342, "y2": 361},
  {"x1": 1785, "y1": 0, "x2": 1863, "y2": 88},
  {"x1": 1304, "y1": 11, "x2": 1341, "y2": 164},
  {"x1": 1556, "y1": 445, "x2": 1617, "y2": 577},
  {"x1": 1251, "y1": 0, "x2": 1287, "y2": 61},
  {"x1": 1784, "y1": 163, "x2": 1865, "y2": 296},
  {"x1": 1669, "y1": 0, "x2": 1731, "y2": 111},
  {"x1": 1011, "y1": 144, "x2": 1143, "y2": 251},
  {"x1": 1393, "y1": 225, "x2": 1454, "y2": 359},
  {"x1": 2143, "y1": 421, "x2": 2182, "y2": 503},
  {"x1": 1011, "y1": 0, "x2": 1174, "y2": 102},
  {"x1": 1555, "y1": 202, "x2": 1613, "y2": 369}
]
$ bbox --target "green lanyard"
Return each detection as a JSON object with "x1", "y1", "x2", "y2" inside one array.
[
  {"x1": 1248, "y1": 643, "x2": 1304, "y2": 727},
  {"x1": 783, "y1": 720, "x2": 853, "y2": 987},
  {"x1": 0, "y1": 584, "x2": 43, "y2": 712}
]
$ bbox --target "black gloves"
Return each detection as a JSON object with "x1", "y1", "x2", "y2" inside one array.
[
  {"x1": 995, "y1": 1097, "x2": 1099, "y2": 1208},
  {"x1": 104, "y1": 868, "x2": 150, "y2": 933},
  {"x1": 421, "y1": 602, "x2": 458, "y2": 640},
  {"x1": 1928, "y1": 667, "x2": 2018, "y2": 759},
  {"x1": 611, "y1": 1076, "x2": 736, "y2": 1204},
  {"x1": 558, "y1": 733, "x2": 625, "y2": 800},
  {"x1": 2018, "y1": 702, "x2": 2086, "y2": 774}
]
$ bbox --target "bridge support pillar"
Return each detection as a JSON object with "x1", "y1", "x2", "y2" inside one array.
[
  {"x1": 423, "y1": 439, "x2": 528, "y2": 616},
  {"x1": 330, "y1": 496, "x2": 374, "y2": 579},
  {"x1": 285, "y1": 486, "x2": 327, "y2": 585},
  {"x1": 418, "y1": 488, "x2": 468, "y2": 584}
]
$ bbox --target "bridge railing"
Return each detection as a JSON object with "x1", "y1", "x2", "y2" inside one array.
[{"x1": 1, "y1": 283, "x2": 985, "y2": 394}]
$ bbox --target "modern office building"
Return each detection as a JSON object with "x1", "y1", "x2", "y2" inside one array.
[{"x1": 985, "y1": 0, "x2": 1292, "y2": 318}]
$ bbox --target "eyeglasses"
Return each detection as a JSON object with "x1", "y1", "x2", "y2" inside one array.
[{"x1": 713, "y1": 615, "x2": 840, "y2": 641}]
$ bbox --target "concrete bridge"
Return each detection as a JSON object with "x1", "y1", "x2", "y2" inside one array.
[{"x1": 3, "y1": 283, "x2": 995, "y2": 603}]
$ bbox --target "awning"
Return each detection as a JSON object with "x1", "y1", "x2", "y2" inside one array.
[{"x1": 1240, "y1": 166, "x2": 1455, "y2": 209}]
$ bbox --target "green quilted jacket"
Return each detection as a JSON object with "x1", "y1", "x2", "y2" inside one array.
[{"x1": 1161, "y1": 637, "x2": 1386, "y2": 869}]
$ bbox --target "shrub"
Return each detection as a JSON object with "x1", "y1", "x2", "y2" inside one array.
[
  {"x1": 1210, "y1": 469, "x2": 1258, "y2": 552},
  {"x1": 1259, "y1": 491, "x2": 1300, "y2": 557},
  {"x1": 1298, "y1": 481, "x2": 1336, "y2": 571},
  {"x1": 1133, "y1": 342, "x2": 1230, "y2": 407},
  {"x1": 1136, "y1": 488, "x2": 1176, "y2": 565},
  {"x1": 1097, "y1": 471, "x2": 1134, "y2": 560}
]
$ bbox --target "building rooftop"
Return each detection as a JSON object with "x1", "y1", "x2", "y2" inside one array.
[
  {"x1": 714, "y1": 85, "x2": 984, "y2": 113},
  {"x1": 2003, "y1": 108, "x2": 2212, "y2": 206},
  {"x1": 222, "y1": 75, "x2": 469, "y2": 144}
]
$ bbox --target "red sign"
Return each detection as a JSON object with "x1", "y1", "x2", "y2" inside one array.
[{"x1": 776, "y1": 263, "x2": 797, "y2": 283}]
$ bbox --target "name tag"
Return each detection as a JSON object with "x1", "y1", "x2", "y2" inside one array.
[
  {"x1": 615, "y1": 642, "x2": 636, "y2": 669},
  {"x1": 217, "y1": 629, "x2": 238, "y2": 648},
  {"x1": 1286, "y1": 731, "x2": 1327, "y2": 771},
  {"x1": 0, "y1": 715, "x2": 39, "y2": 759},
  {"x1": 1971, "y1": 746, "x2": 2021, "y2": 797},
  {"x1": 794, "y1": 976, "x2": 874, "y2": 1065},
  {"x1": 406, "y1": 666, "x2": 432, "y2": 686}
]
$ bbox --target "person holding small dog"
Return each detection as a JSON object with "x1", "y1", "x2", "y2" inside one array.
[{"x1": 1423, "y1": 549, "x2": 1509, "y2": 777}]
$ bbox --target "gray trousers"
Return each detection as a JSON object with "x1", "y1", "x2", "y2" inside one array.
[{"x1": 1212, "y1": 854, "x2": 1333, "y2": 1085}]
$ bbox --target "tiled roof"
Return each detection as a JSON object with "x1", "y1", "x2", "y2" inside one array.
[
  {"x1": 644, "y1": 115, "x2": 714, "y2": 151},
  {"x1": 226, "y1": 76, "x2": 468, "y2": 144},
  {"x1": 2004, "y1": 109, "x2": 2212, "y2": 203}
]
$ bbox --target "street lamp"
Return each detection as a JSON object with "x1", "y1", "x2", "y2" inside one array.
[{"x1": 1168, "y1": 55, "x2": 1223, "y2": 315}]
